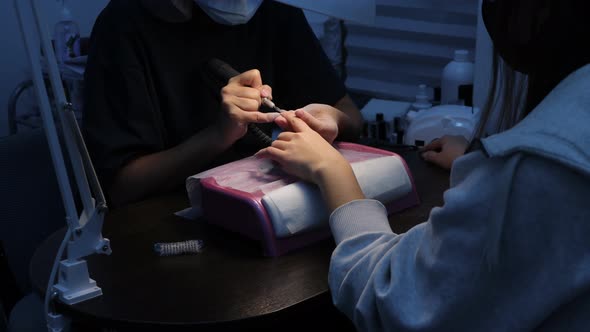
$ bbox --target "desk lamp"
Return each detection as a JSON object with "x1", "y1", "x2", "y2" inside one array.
[{"x1": 14, "y1": 0, "x2": 111, "y2": 330}]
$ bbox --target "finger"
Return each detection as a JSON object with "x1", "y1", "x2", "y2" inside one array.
[
  {"x1": 260, "y1": 85, "x2": 273, "y2": 99},
  {"x1": 286, "y1": 113, "x2": 311, "y2": 133},
  {"x1": 222, "y1": 85, "x2": 263, "y2": 106},
  {"x1": 298, "y1": 104, "x2": 321, "y2": 114},
  {"x1": 294, "y1": 109, "x2": 323, "y2": 131},
  {"x1": 225, "y1": 96, "x2": 261, "y2": 112},
  {"x1": 255, "y1": 146, "x2": 288, "y2": 161},
  {"x1": 421, "y1": 151, "x2": 445, "y2": 165},
  {"x1": 274, "y1": 111, "x2": 296, "y2": 130},
  {"x1": 274, "y1": 116, "x2": 290, "y2": 131},
  {"x1": 229, "y1": 106, "x2": 280, "y2": 123},
  {"x1": 276, "y1": 131, "x2": 296, "y2": 141},
  {"x1": 421, "y1": 138, "x2": 443, "y2": 152},
  {"x1": 230, "y1": 69, "x2": 262, "y2": 88},
  {"x1": 270, "y1": 139, "x2": 290, "y2": 151}
]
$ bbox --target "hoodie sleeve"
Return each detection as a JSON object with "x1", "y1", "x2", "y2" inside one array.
[{"x1": 327, "y1": 151, "x2": 527, "y2": 331}]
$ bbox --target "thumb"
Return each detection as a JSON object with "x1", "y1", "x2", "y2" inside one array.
[
  {"x1": 422, "y1": 151, "x2": 442, "y2": 163},
  {"x1": 421, "y1": 138, "x2": 443, "y2": 152}
]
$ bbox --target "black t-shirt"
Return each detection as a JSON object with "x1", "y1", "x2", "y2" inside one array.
[{"x1": 82, "y1": 0, "x2": 347, "y2": 189}]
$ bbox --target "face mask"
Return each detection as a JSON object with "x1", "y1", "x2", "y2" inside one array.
[{"x1": 194, "y1": 0, "x2": 263, "y2": 25}]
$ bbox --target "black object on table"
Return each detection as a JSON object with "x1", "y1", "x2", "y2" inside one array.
[{"x1": 30, "y1": 150, "x2": 449, "y2": 331}]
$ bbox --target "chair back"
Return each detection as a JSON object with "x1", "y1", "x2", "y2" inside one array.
[{"x1": 0, "y1": 129, "x2": 66, "y2": 293}]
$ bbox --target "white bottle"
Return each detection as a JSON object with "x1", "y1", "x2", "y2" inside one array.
[
  {"x1": 441, "y1": 50, "x2": 474, "y2": 105},
  {"x1": 54, "y1": 0, "x2": 80, "y2": 64},
  {"x1": 405, "y1": 84, "x2": 432, "y2": 134},
  {"x1": 411, "y1": 84, "x2": 432, "y2": 111}
]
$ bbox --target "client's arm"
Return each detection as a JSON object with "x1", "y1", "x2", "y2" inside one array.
[{"x1": 257, "y1": 113, "x2": 364, "y2": 212}]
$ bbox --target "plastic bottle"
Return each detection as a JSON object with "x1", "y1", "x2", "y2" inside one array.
[
  {"x1": 402, "y1": 84, "x2": 432, "y2": 143},
  {"x1": 441, "y1": 50, "x2": 474, "y2": 105},
  {"x1": 376, "y1": 113, "x2": 387, "y2": 142},
  {"x1": 411, "y1": 84, "x2": 433, "y2": 111},
  {"x1": 54, "y1": 0, "x2": 80, "y2": 64}
]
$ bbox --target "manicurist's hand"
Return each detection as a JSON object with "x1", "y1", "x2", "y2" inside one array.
[
  {"x1": 218, "y1": 69, "x2": 280, "y2": 146},
  {"x1": 257, "y1": 113, "x2": 364, "y2": 211},
  {"x1": 421, "y1": 135, "x2": 469, "y2": 170},
  {"x1": 274, "y1": 104, "x2": 341, "y2": 143}
]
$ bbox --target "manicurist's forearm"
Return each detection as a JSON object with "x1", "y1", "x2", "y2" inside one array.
[
  {"x1": 334, "y1": 95, "x2": 362, "y2": 141},
  {"x1": 109, "y1": 125, "x2": 231, "y2": 206}
]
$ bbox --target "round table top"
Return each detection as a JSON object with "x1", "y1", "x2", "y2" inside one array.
[{"x1": 30, "y1": 149, "x2": 448, "y2": 330}]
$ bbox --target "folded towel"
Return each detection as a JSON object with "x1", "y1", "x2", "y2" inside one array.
[
  {"x1": 185, "y1": 143, "x2": 412, "y2": 238},
  {"x1": 261, "y1": 155, "x2": 412, "y2": 237}
]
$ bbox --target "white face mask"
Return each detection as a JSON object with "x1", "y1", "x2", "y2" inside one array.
[{"x1": 194, "y1": 0, "x2": 264, "y2": 25}]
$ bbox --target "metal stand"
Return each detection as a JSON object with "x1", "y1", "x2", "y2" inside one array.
[{"x1": 14, "y1": 0, "x2": 112, "y2": 330}]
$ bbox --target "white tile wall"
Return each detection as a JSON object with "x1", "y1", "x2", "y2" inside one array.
[{"x1": 343, "y1": 0, "x2": 481, "y2": 102}]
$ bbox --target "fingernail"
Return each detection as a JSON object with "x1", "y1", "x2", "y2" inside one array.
[{"x1": 261, "y1": 89, "x2": 270, "y2": 98}]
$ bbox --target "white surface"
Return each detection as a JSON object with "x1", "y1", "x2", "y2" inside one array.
[
  {"x1": 184, "y1": 147, "x2": 413, "y2": 238},
  {"x1": 404, "y1": 104, "x2": 479, "y2": 145},
  {"x1": 262, "y1": 155, "x2": 412, "y2": 237},
  {"x1": 343, "y1": 0, "x2": 479, "y2": 101}
]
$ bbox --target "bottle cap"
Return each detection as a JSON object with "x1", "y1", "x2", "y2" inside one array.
[
  {"x1": 454, "y1": 50, "x2": 470, "y2": 62},
  {"x1": 59, "y1": 0, "x2": 73, "y2": 21}
]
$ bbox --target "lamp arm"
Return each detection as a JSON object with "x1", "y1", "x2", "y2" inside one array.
[{"x1": 13, "y1": 2, "x2": 112, "y2": 330}]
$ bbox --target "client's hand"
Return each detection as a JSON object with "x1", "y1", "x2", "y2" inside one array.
[
  {"x1": 218, "y1": 69, "x2": 280, "y2": 145},
  {"x1": 421, "y1": 135, "x2": 469, "y2": 170},
  {"x1": 257, "y1": 113, "x2": 364, "y2": 212},
  {"x1": 274, "y1": 104, "x2": 341, "y2": 143},
  {"x1": 257, "y1": 113, "x2": 344, "y2": 183}
]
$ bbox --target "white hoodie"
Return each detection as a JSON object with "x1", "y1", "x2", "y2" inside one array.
[{"x1": 328, "y1": 64, "x2": 590, "y2": 331}]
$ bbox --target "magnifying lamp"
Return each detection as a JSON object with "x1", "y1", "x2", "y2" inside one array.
[{"x1": 14, "y1": 0, "x2": 111, "y2": 331}]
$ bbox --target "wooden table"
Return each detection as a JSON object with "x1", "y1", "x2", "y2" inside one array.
[{"x1": 30, "y1": 149, "x2": 449, "y2": 331}]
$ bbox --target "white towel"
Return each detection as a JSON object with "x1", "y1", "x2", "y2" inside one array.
[{"x1": 261, "y1": 156, "x2": 412, "y2": 238}]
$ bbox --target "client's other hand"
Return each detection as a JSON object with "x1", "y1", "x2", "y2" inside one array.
[
  {"x1": 256, "y1": 112, "x2": 347, "y2": 184},
  {"x1": 421, "y1": 135, "x2": 469, "y2": 170}
]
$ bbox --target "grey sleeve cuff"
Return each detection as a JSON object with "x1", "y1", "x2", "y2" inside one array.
[{"x1": 329, "y1": 199, "x2": 394, "y2": 245}]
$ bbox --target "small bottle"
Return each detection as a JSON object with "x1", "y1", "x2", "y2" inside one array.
[
  {"x1": 393, "y1": 117, "x2": 404, "y2": 145},
  {"x1": 54, "y1": 0, "x2": 81, "y2": 64},
  {"x1": 375, "y1": 113, "x2": 387, "y2": 142},
  {"x1": 411, "y1": 84, "x2": 433, "y2": 111},
  {"x1": 441, "y1": 50, "x2": 474, "y2": 105}
]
